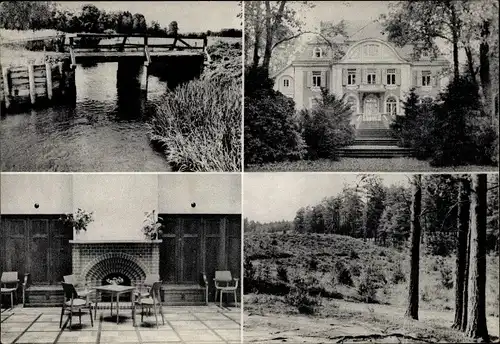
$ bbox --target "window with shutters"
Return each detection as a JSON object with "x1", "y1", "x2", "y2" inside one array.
[
  {"x1": 386, "y1": 97, "x2": 397, "y2": 115},
  {"x1": 312, "y1": 71, "x2": 322, "y2": 87},
  {"x1": 347, "y1": 69, "x2": 356, "y2": 85},
  {"x1": 386, "y1": 69, "x2": 396, "y2": 85},
  {"x1": 313, "y1": 47, "x2": 323, "y2": 58},
  {"x1": 367, "y1": 70, "x2": 376, "y2": 84},
  {"x1": 422, "y1": 71, "x2": 431, "y2": 86}
]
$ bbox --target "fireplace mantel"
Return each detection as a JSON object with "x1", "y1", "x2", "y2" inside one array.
[{"x1": 69, "y1": 239, "x2": 162, "y2": 244}]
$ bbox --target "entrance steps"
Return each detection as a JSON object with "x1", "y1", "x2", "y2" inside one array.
[{"x1": 337, "y1": 122, "x2": 413, "y2": 158}]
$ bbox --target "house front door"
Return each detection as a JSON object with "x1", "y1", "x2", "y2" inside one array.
[{"x1": 363, "y1": 95, "x2": 380, "y2": 121}]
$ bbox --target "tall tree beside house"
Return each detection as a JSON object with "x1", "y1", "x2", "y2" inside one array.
[
  {"x1": 405, "y1": 174, "x2": 422, "y2": 320},
  {"x1": 380, "y1": 0, "x2": 463, "y2": 80},
  {"x1": 452, "y1": 176, "x2": 471, "y2": 330},
  {"x1": 465, "y1": 174, "x2": 489, "y2": 340}
]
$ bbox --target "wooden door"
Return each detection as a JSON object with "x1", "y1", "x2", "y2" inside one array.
[{"x1": 0, "y1": 216, "x2": 72, "y2": 284}]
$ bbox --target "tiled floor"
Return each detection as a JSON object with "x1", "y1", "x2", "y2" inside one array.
[{"x1": 0, "y1": 305, "x2": 242, "y2": 344}]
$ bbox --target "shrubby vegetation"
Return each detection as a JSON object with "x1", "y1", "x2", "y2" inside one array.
[
  {"x1": 300, "y1": 89, "x2": 355, "y2": 160},
  {"x1": 148, "y1": 77, "x2": 241, "y2": 172},
  {"x1": 391, "y1": 78, "x2": 497, "y2": 167},
  {"x1": 244, "y1": 231, "x2": 499, "y2": 317},
  {"x1": 244, "y1": 67, "x2": 355, "y2": 166},
  {"x1": 244, "y1": 67, "x2": 306, "y2": 165}
]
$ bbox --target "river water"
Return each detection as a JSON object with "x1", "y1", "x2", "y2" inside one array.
[{"x1": 1, "y1": 62, "x2": 173, "y2": 172}]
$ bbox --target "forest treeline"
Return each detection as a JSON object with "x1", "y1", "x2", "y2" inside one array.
[
  {"x1": 0, "y1": 1, "x2": 242, "y2": 37},
  {"x1": 244, "y1": 174, "x2": 499, "y2": 255}
]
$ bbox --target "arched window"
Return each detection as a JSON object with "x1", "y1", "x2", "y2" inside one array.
[
  {"x1": 386, "y1": 97, "x2": 397, "y2": 115},
  {"x1": 313, "y1": 47, "x2": 323, "y2": 58},
  {"x1": 346, "y1": 96, "x2": 357, "y2": 113}
]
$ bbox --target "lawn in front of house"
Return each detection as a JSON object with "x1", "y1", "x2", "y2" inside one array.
[{"x1": 245, "y1": 158, "x2": 498, "y2": 172}]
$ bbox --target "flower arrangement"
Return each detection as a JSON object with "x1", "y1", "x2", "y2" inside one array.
[
  {"x1": 106, "y1": 276, "x2": 124, "y2": 285},
  {"x1": 59, "y1": 208, "x2": 94, "y2": 232},
  {"x1": 142, "y1": 210, "x2": 163, "y2": 240}
]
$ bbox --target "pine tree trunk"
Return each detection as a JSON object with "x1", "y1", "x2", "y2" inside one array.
[
  {"x1": 461, "y1": 219, "x2": 471, "y2": 332},
  {"x1": 452, "y1": 177, "x2": 470, "y2": 329},
  {"x1": 405, "y1": 174, "x2": 422, "y2": 320},
  {"x1": 465, "y1": 174, "x2": 489, "y2": 341}
]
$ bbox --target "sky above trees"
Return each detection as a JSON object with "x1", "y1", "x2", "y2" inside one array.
[
  {"x1": 244, "y1": 174, "x2": 409, "y2": 222},
  {"x1": 56, "y1": 1, "x2": 240, "y2": 32}
]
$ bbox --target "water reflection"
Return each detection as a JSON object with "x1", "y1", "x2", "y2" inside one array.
[{"x1": 0, "y1": 62, "x2": 173, "y2": 172}]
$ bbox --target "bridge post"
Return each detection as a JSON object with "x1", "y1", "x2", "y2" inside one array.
[
  {"x1": 2, "y1": 67, "x2": 11, "y2": 109},
  {"x1": 45, "y1": 63, "x2": 53, "y2": 100},
  {"x1": 27, "y1": 64, "x2": 36, "y2": 105},
  {"x1": 140, "y1": 62, "x2": 149, "y2": 97}
]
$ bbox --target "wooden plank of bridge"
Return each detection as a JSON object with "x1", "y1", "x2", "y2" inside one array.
[
  {"x1": 69, "y1": 36, "x2": 76, "y2": 69},
  {"x1": 119, "y1": 36, "x2": 127, "y2": 52},
  {"x1": 45, "y1": 63, "x2": 53, "y2": 100},
  {"x1": 27, "y1": 64, "x2": 36, "y2": 104},
  {"x1": 2, "y1": 67, "x2": 11, "y2": 109}
]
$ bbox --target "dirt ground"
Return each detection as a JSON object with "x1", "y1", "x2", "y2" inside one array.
[{"x1": 244, "y1": 298, "x2": 500, "y2": 343}]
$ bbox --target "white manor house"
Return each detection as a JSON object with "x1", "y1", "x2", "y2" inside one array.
[{"x1": 273, "y1": 20, "x2": 450, "y2": 128}]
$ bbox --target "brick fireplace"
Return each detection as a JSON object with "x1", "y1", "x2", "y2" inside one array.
[{"x1": 70, "y1": 240, "x2": 161, "y2": 297}]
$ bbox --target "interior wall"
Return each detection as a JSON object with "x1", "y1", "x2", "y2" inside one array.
[
  {"x1": 72, "y1": 174, "x2": 159, "y2": 240},
  {"x1": 0, "y1": 174, "x2": 73, "y2": 214},
  {"x1": 158, "y1": 174, "x2": 241, "y2": 214}
]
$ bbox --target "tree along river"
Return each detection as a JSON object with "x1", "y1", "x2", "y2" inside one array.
[{"x1": 1, "y1": 62, "x2": 178, "y2": 172}]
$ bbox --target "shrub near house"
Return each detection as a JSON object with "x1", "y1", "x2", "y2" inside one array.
[{"x1": 391, "y1": 78, "x2": 497, "y2": 167}]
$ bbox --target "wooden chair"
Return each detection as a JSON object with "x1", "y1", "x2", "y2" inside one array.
[
  {"x1": 63, "y1": 274, "x2": 91, "y2": 303},
  {"x1": 199, "y1": 272, "x2": 209, "y2": 305},
  {"x1": 214, "y1": 271, "x2": 239, "y2": 307},
  {"x1": 134, "y1": 274, "x2": 160, "y2": 301},
  {"x1": 1, "y1": 272, "x2": 19, "y2": 309},
  {"x1": 134, "y1": 281, "x2": 164, "y2": 328},
  {"x1": 60, "y1": 282, "x2": 93, "y2": 330}
]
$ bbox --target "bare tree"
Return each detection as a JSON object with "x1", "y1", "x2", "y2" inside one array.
[{"x1": 405, "y1": 174, "x2": 422, "y2": 320}]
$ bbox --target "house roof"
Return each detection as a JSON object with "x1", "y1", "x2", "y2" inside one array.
[{"x1": 271, "y1": 20, "x2": 449, "y2": 78}]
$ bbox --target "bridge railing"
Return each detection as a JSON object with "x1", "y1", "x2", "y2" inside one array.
[
  {"x1": 65, "y1": 33, "x2": 206, "y2": 50},
  {"x1": 64, "y1": 33, "x2": 208, "y2": 67}
]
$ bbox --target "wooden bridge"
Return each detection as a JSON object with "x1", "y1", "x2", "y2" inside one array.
[
  {"x1": 64, "y1": 33, "x2": 210, "y2": 67},
  {"x1": 1, "y1": 32, "x2": 211, "y2": 109}
]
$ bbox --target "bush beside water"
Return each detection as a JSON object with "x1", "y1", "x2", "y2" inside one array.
[{"x1": 148, "y1": 41, "x2": 241, "y2": 171}]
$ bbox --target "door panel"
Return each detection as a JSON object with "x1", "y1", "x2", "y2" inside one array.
[
  {"x1": 180, "y1": 217, "x2": 201, "y2": 283},
  {"x1": 160, "y1": 217, "x2": 178, "y2": 283},
  {"x1": 226, "y1": 215, "x2": 241, "y2": 279},
  {"x1": 181, "y1": 236, "x2": 199, "y2": 283},
  {"x1": 49, "y1": 219, "x2": 72, "y2": 283},
  {"x1": 5, "y1": 219, "x2": 28, "y2": 278},
  {"x1": 30, "y1": 219, "x2": 49, "y2": 283}
]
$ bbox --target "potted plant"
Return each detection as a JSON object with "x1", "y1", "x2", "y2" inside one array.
[
  {"x1": 59, "y1": 208, "x2": 94, "y2": 233},
  {"x1": 142, "y1": 210, "x2": 163, "y2": 240}
]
